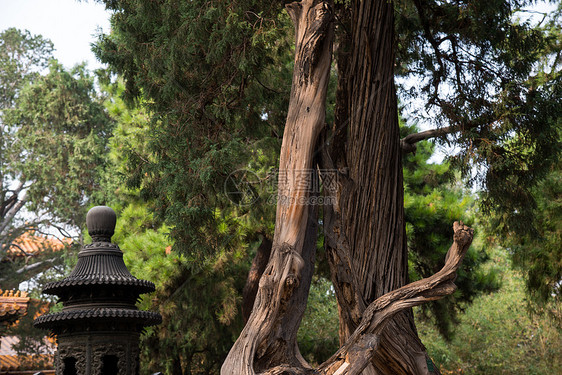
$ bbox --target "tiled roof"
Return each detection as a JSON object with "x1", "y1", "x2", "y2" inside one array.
[
  {"x1": 0, "y1": 336, "x2": 54, "y2": 373},
  {"x1": 35, "y1": 307, "x2": 162, "y2": 330},
  {"x1": 5, "y1": 232, "x2": 71, "y2": 258},
  {"x1": 0, "y1": 290, "x2": 30, "y2": 324},
  {"x1": 0, "y1": 233, "x2": 63, "y2": 374}
]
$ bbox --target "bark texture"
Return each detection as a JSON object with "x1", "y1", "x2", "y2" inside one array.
[
  {"x1": 221, "y1": 0, "x2": 334, "y2": 373},
  {"x1": 322, "y1": 0, "x2": 438, "y2": 373}
]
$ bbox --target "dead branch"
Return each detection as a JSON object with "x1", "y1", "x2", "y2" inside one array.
[
  {"x1": 400, "y1": 124, "x2": 462, "y2": 154},
  {"x1": 15, "y1": 258, "x2": 57, "y2": 274},
  {"x1": 318, "y1": 221, "x2": 474, "y2": 375}
]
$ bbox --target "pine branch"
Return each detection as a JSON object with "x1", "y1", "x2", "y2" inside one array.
[{"x1": 6, "y1": 243, "x2": 31, "y2": 257}]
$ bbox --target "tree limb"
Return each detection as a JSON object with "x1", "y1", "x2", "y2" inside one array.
[
  {"x1": 0, "y1": 181, "x2": 25, "y2": 218},
  {"x1": 400, "y1": 124, "x2": 462, "y2": 154},
  {"x1": 0, "y1": 258, "x2": 58, "y2": 283},
  {"x1": 0, "y1": 189, "x2": 28, "y2": 236},
  {"x1": 34, "y1": 223, "x2": 75, "y2": 241},
  {"x1": 221, "y1": 1, "x2": 334, "y2": 372},
  {"x1": 316, "y1": 222, "x2": 473, "y2": 375},
  {"x1": 256, "y1": 222, "x2": 473, "y2": 375},
  {"x1": 6, "y1": 243, "x2": 32, "y2": 257},
  {"x1": 15, "y1": 258, "x2": 57, "y2": 275}
]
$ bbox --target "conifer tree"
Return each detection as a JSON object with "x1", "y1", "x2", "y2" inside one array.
[{"x1": 94, "y1": 0, "x2": 561, "y2": 373}]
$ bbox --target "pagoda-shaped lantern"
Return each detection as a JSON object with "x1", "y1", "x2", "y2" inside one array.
[{"x1": 35, "y1": 206, "x2": 162, "y2": 375}]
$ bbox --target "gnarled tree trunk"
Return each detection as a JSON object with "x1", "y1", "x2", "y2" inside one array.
[
  {"x1": 322, "y1": 0, "x2": 436, "y2": 373},
  {"x1": 222, "y1": 0, "x2": 333, "y2": 373},
  {"x1": 223, "y1": 1, "x2": 471, "y2": 374}
]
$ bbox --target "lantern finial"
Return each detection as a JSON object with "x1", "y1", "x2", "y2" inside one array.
[{"x1": 86, "y1": 205, "x2": 116, "y2": 242}]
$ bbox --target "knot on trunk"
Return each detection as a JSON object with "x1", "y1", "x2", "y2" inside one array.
[
  {"x1": 453, "y1": 221, "x2": 474, "y2": 248},
  {"x1": 278, "y1": 243, "x2": 305, "y2": 302},
  {"x1": 285, "y1": 274, "x2": 300, "y2": 289}
]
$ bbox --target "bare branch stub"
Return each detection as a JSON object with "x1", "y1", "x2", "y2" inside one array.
[{"x1": 318, "y1": 221, "x2": 474, "y2": 375}]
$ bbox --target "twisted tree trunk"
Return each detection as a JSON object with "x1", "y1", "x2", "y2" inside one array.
[
  {"x1": 222, "y1": 0, "x2": 333, "y2": 373},
  {"x1": 322, "y1": 0, "x2": 438, "y2": 373},
  {"x1": 223, "y1": 1, "x2": 473, "y2": 374}
]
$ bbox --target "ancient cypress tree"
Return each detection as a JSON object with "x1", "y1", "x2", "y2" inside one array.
[{"x1": 94, "y1": 0, "x2": 561, "y2": 373}]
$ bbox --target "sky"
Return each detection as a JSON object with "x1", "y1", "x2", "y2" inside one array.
[{"x1": 0, "y1": 0, "x2": 111, "y2": 70}]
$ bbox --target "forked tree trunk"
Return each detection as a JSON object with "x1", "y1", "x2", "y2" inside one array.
[{"x1": 224, "y1": 1, "x2": 472, "y2": 374}]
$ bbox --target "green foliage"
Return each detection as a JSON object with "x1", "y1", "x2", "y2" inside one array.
[
  {"x1": 0, "y1": 28, "x2": 53, "y2": 109},
  {"x1": 116, "y1": 204, "x2": 179, "y2": 289},
  {"x1": 100, "y1": 84, "x2": 261, "y2": 374},
  {"x1": 0, "y1": 27, "x2": 55, "y2": 255},
  {"x1": 489, "y1": 147, "x2": 562, "y2": 322},
  {"x1": 417, "y1": 247, "x2": 562, "y2": 374},
  {"x1": 0, "y1": 29, "x2": 115, "y2": 363},
  {"x1": 477, "y1": 6, "x2": 562, "y2": 319},
  {"x1": 94, "y1": 0, "x2": 293, "y2": 260},
  {"x1": 106, "y1": 201, "x2": 256, "y2": 375},
  {"x1": 402, "y1": 121, "x2": 501, "y2": 340},
  {"x1": 395, "y1": 0, "x2": 562, "y2": 241},
  {"x1": 4, "y1": 61, "x2": 114, "y2": 225},
  {"x1": 0, "y1": 29, "x2": 114, "y2": 288},
  {"x1": 297, "y1": 276, "x2": 340, "y2": 365}
]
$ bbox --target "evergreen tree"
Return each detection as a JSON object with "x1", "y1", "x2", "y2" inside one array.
[
  {"x1": 100, "y1": 82, "x2": 262, "y2": 374},
  {"x1": 0, "y1": 28, "x2": 114, "y2": 287},
  {"x1": 93, "y1": 0, "x2": 561, "y2": 373},
  {"x1": 0, "y1": 29, "x2": 115, "y2": 365},
  {"x1": 485, "y1": 132, "x2": 562, "y2": 322},
  {"x1": 93, "y1": 0, "x2": 290, "y2": 261},
  {"x1": 481, "y1": 6, "x2": 562, "y2": 321}
]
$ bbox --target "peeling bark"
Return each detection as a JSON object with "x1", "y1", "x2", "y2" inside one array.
[
  {"x1": 221, "y1": 0, "x2": 333, "y2": 373},
  {"x1": 224, "y1": 0, "x2": 473, "y2": 374}
]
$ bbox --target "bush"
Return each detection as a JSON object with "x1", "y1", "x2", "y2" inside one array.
[{"x1": 417, "y1": 247, "x2": 562, "y2": 374}]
